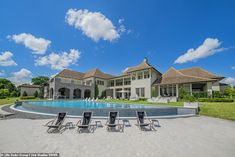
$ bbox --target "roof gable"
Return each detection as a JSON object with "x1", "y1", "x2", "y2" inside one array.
[
  {"x1": 83, "y1": 68, "x2": 114, "y2": 79},
  {"x1": 56, "y1": 69, "x2": 84, "y2": 80},
  {"x1": 157, "y1": 67, "x2": 223, "y2": 85},
  {"x1": 179, "y1": 67, "x2": 221, "y2": 79},
  {"x1": 123, "y1": 58, "x2": 157, "y2": 74}
]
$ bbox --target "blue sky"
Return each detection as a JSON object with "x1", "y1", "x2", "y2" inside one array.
[{"x1": 0, "y1": 0, "x2": 235, "y2": 85}]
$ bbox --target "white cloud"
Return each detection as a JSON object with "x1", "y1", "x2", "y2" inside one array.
[
  {"x1": 0, "y1": 70, "x2": 5, "y2": 76},
  {"x1": 8, "y1": 68, "x2": 32, "y2": 85},
  {"x1": 66, "y1": 9, "x2": 120, "y2": 42},
  {"x1": 118, "y1": 18, "x2": 126, "y2": 34},
  {"x1": 0, "y1": 51, "x2": 17, "y2": 66},
  {"x1": 221, "y1": 77, "x2": 235, "y2": 86},
  {"x1": 8, "y1": 33, "x2": 51, "y2": 55},
  {"x1": 35, "y1": 49, "x2": 81, "y2": 70},
  {"x1": 174, "y1": 38, "x2": 224, "y2": 64},
  {"x1": 231, "y1": 66, "x2": 235, "y2": 70}
]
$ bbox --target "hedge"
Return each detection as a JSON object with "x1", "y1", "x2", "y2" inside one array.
[
  {"x1": 198, "y1": 98, "x2": 234, "y2": 102},
  {"x1": 20, "y1": 96, "x2": 36, "y2": 99}
]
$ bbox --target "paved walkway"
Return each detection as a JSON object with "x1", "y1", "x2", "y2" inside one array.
[
  {"x1": 0, "y1": 116, "x2": 235, "y2": 157},
  {"x1": 1, "y1": 104, "x2": 53, "y2": 119}
]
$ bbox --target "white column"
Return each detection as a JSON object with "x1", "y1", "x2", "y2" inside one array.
[
  {"x1": 113, "y1": 88, "x2": 116, "y2": 99},
  {"x1": 166, "y1": 85, "x2": 169, "y2": 96},
  {"x1": 189, "y1": 83, "x2": 193, "y2": 95},
  {"x1": 122, "y1": 88, "x2": 125, "y2": 99},
  {"x1": 176, "y1": 84, "x2": 179, "y2": 98},
  {"x1": 158, "y1": 86, "x2": 161, "y2": 97},
  {"x1": 172, "y1": 85, "x2": 174, "y2": 97}
]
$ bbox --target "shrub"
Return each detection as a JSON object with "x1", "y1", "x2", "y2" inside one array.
[
  {"x1": 212, "y1": 91, "x2": 223, "y2": 98},
  {"x1": 198, "y1": 98, "x2": 234, "y2": 102},
  {"x1": 193, "y1": 92, "x2": 208, "y2": 99},
  {"x1": 23, "y1": 91, "x2": 28, "y2": 96},
  {"x1": 183, "y1": 95, "x2": 196, "y2": 102},
  {"x1": 138, "y1": 98, "x2": 147, "y2": 101},
  {"x1": 20, "y1": 96, "x2": 36, "y2": 99},
  {"x1": 10, "y1": 91, "x2": 19, "y2": 97},
  {"x1": 178, "y1": 87, "x2": 188, "y2": 100},
  {"x1": 95, "y1": 84, "x2": 99, "y2": 98},
  {"x1": 0, "y1": 89, "x2": 10, "y2": 99},
  {"x1": 34, "y1": 90, "x2": 39, "y2": 98},
  {"x1": 101, "y1": 90, "x2": 106, "y2": 99}
]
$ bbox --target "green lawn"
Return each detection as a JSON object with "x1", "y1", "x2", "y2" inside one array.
[
  {"x1": 98, "y1": 99, "x2": 235, "y2": 121},
  {"x1": 1, "y1": 98, "x2": 235, "y2": 121},
  {"x1": 199, "y1": 102, "x2": 235, "y2": 121},
  {"x1": 0, "y1": 97, "x2": 44, "y2": 106}
]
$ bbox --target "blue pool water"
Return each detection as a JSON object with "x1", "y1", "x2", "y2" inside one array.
[{"x1": 25, "y1": 100, "x2": 153, "y2": 109}]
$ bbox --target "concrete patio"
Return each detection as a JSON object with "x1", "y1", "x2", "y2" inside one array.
[{"x1": 0, "y1": 116, "x2": 235, "y2": 157}]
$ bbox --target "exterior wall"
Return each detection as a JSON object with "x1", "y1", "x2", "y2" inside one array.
[
  {"x1": 106, "y1": 69, "x2": 160, "y2": 99},
  {"x1": 94, "y1": 78, "x2": 108, "y2": 97},
  {"x1": 131, "y1": 76, "x2": 151, "y2": 98},
  {"x1": 49, "y1": 77, "x2": 94, "y2": 99},
  {"x1": 43, "y1": 85, "x2": 49, "y2": 98},
  {"x1": 20, "y1": 87, "x2": 40, "y2": 96},
  {"x1": 212, "y1": 81, "x2": 220, "y2": 91},
  {"x1": 207, "y1": 82, "x2": 213, "y2": 97}
]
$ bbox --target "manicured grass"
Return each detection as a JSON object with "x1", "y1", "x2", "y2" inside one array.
[
  {"x1": 0, "y1": 97, "x2": 18, "y2": 105},
  {"x1": 199, "y1": 102, "x2": 235, "y2": 121},
  {"x1": 99, "y1": 99, "x2": 235, "y2": 121},
  {"x1": 0, "y1": 97, "x2": 44, "y2": 106}
]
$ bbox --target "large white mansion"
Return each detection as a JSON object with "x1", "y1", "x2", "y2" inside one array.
[{"x1": 44, "y1": 58, "x2": 225, "y2": 102}]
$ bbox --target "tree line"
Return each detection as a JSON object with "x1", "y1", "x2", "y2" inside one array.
[{"x1": 0, "y1": 76, "x2": 49, "y2": 99}]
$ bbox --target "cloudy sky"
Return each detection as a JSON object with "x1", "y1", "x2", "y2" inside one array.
[{"x1": 0, "y1": 0, "x2": 235, "y2": 85}]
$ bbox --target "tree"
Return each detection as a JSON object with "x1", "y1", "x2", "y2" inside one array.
[
  {"x1": 224, "y1": 86, "x2": 235, "y2": 98},
  {"x1": 23, "y1": 91, "x2": 28, "y2": 96},
  {"x1": 31, "y1": 76, "x2": 49, "y2": 86},
  {"x1": 101, "y1": 90, "x2": 106, "y2": 98},
  {"x1": 34, "y1": 90, "x2": 39, "y2": 98},
  {"x1": 0, "y1": 78, "x2": 16, "y2": 92},
  {"x1": 95, "y1": 84, "x2": 99, "y2": 98}
]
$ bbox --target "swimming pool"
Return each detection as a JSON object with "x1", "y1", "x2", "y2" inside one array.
[
  {"x1": 25, "y1": 100, "x2": 153, "y2": 109},
  {"x1": 13, "y1": 100, "x2": 197, "y2": 118}
]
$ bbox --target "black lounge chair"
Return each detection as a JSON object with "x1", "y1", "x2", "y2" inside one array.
[
  {"x1": 136, "y1": 111, "x2": 158, "y2": 131},
  {"x1": 45, "y1": 112, "x2": 67, "y2": 133},
  {"x1": 106, "y1": 111, "x2": 123, "y2": 132},
  {"x1": 77, "y1": 112, "x2": 94, "y2": 133}
]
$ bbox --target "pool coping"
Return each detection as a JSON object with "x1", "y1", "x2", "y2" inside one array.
[{"x1": 10, "y1": 104, "x2": 196, "y2": 119}]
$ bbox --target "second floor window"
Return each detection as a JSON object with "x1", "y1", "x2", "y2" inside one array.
[
  {"x1": 137, "y1": 72, "x2": 143, "y2": 80},
  {"x1": 96, "y1": 80, "x2": 104, "y2": 85},
  {"x1": 144, "y1": 71, "x2": 150, "y2": 79}
]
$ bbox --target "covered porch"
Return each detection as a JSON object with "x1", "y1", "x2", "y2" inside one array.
[
  {"x1": 106, "y1": 88, "x2": 131, "y2": 99},
  {"x1": 152, "y1": 82, "x2": 209, "y2": 98}
]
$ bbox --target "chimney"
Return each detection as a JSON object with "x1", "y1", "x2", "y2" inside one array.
[{"x1": 143, "y1": 57, "x2": 148, "y2": 63}]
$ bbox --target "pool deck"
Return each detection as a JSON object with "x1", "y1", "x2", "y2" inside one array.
[{"x1": 0, "y1": 114, "x2": 235, "y2": 157}]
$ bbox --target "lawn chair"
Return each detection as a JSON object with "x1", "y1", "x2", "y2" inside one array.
[
  {"x1": 77, "y1": 112, "x2": 94, "y2": 133},
  {"x1": 136, "y1": 111, "x2": 158, "y2": 131},
  {"x1": 45, "y1": 112, "x2": 67, "y2": 133},
  {"x1": 106, "y1": 111, "x2": 123, "y2": 132}
]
